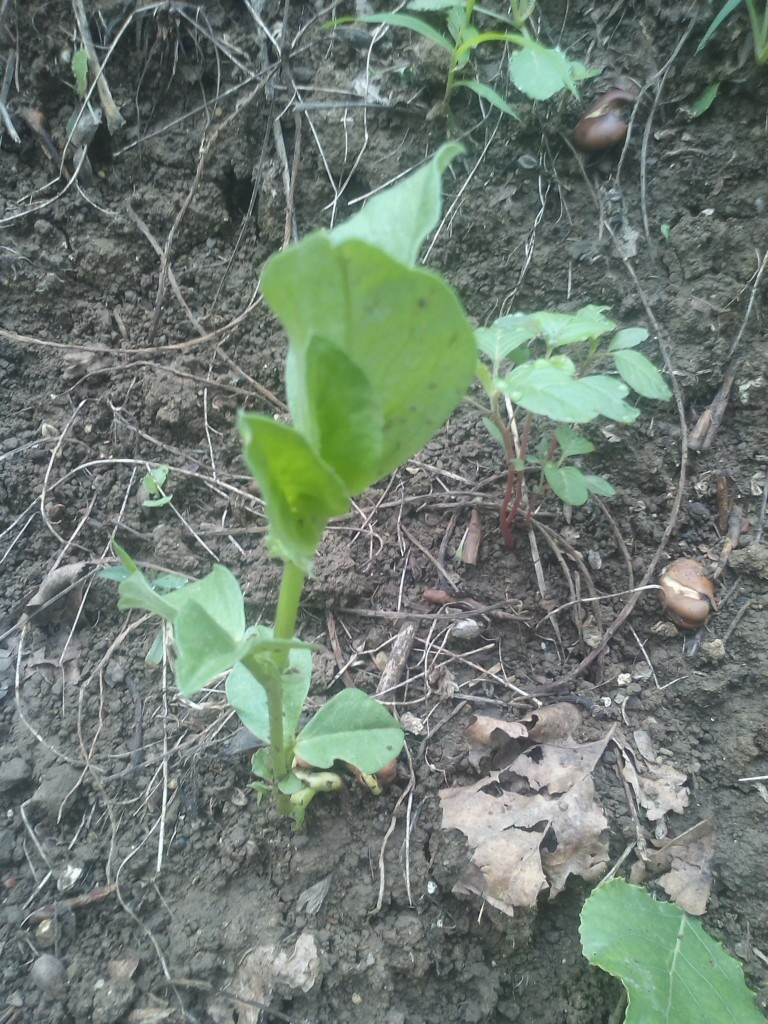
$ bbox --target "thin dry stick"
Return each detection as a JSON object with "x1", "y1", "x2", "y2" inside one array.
[
  {"x1": 688, "y1": 249, "x2": 768, "y2": 451},
  {"x1": 0, "y1": 47, "x2": 19, "y2": 142}
]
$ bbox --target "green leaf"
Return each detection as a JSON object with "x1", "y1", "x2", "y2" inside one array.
[
  {"x1": 546, "y1": 305, "x2": 616, "y2": 347},
  {"x1": 331, "y1": 13, "x2": 455, "y2": 53},
  {"x1": 690, "y1": 82, "x2": 720, "y2": 116},
  {"x1": 475, "y1": 319, "x2": 531, "y2": 367},
  {"x1": 696, "y1": 0, "x2": 745, "y2": 53},
  {"x1": 577, "y1": 375, "x2": 640, "y2": 423},
  {"x1": 117, "y1": 566, "x2": 181, "y2": 620},
  {"x1": 295, "y1": 689, "x2": 404, "y2": 773},
  {"x1": 264, "y1": 241, "x2": 476, "y2": 487},
  {"x1": 544, "y1": 464, "x2": 589, "y2": 505},
  {"x1": 329, "y1": 141, "x2": 464, "y2": 265},
  {"x1": 144, "y1": 464, "x2": 169, "y2": 492},
  {"x1": 408, "y1": 0, "x2": 463, "y2": 10},
  {"x1": 482, "y1": 415, "x2": 505, "y2": 448},
  {"x1": 71, "y1": 48, "x2": 89, "y2": 98},
  {"x1": 453, "y1": 78, "x2": 518, "y2": 117},
  {"x1": 142, "y1": 494, "x2": 173, "y2": 508},
  {"x1": 501, "y1": 360, "x2": 589, "y2": 422},
  {"x1": 475, "y1": 360, "x2": 494, "y2": 396},
  {"x1": 580, "y1": 879, "x2": 764, "y2": 1024},
  {"x1": 508, "y1": 42, "x2": 585, "y2": 99},
  {"x1": 612, "y1": 350, "x2": 672, "y2": 400},
  {"x1": 554, "y1": 424, "x2": 594, "y2": 458},
  {"x1": 145, "y1": 631, "x2": 165, "y2": 666},
  {"x1": 609, "y1": 328, "x2": 649, "y2": 351},
  {"x1": 303, "y1": 334, "x2": 384, "y2": 492},
  {"x1": 582, "y1": 473, "x2": 616, "y2": 497},
  {"x1": 226, "y1": 639, "x2": 312, "y2": 743},
  {"x1": 99, "y1": 565, "x2": 130, "y2": 582},
  {"x1": 238, "y1": 413, "x2": 350, "y2": 571}
]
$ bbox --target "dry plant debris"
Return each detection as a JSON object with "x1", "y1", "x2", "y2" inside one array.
[
  {"x1": 439, "y1": 704, "x2": 612, "y2": 914},
  {"x1": 630, "y1": 820, "x2": 716, "y2": 916}
]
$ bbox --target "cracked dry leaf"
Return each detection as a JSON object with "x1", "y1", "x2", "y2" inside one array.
[
  {"x1": 630, "y1": 820, "x2": 715, "y2": 916},
  {"x1": 465, "y1": 714, "x2": 528, "y2": 769},
  {"x1": 440, "y1": 720, "x2": 612, "y2": 913},
  {"x1": 620, "y1": 752, "x2": 689, "y2": 821}
]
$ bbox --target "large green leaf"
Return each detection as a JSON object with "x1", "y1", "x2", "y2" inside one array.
[
  {"x1": 333, "y1": 12, "x2": 454, "y2": 53},
  {"x1": 264, "y1": 240, "x2": 476, "y2": 488},
  {"x1": 295, "y1": 689, "x2": 404, "y2": 773},
  {"x1": 330, "y1": 141, "x2": 464, "y2": 265},
  {"x1": 612, "y1": 349, "x2": 672, "y2": 400},
  {"x1": 226, "y1": 639, "x2": 312, "y2": 743},
  {"x1": 238, "y1": 413, "x2": 350, "y2": 571},
  {"x1": 581, "y1": 879, "x2": 764, "y2": 1024}
]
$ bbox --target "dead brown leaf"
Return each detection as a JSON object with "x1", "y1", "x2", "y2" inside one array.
[
  {"x1": 465, "y1": 714, "x2": 528, "y2": 769},
  {"x1": 630, "y1": 820, "x2": 715, "y2": 915},
  {"x1": 440, "y1": 716, "x2": 613, "y2": 913}
]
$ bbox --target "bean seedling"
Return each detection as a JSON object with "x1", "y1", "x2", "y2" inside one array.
[
  {"x1": 107, "y1": 145, "x2": 477, "y2": 826},
  {"x1": 332, "y1": 0, "x2": 595, "y2": 117},
  {"x1": 473, "y1": 304, "x2": 671, "y2": 546}
]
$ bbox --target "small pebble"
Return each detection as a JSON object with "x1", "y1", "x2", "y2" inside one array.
[{"x1": 30, "y1": 953, "x2": 66, "y2": 996}]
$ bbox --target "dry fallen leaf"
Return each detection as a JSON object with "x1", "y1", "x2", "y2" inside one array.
[
  {"x1": 465, "y1": 714, "x2": 528, "y2": 769},
  {"x1": 440, "y1": 713, "x2": 613, "y2": 913},
  {"x1": 630, "y1": 820, "x2": 715, "y2": 916}
]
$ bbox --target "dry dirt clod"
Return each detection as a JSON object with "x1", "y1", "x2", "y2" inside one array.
[
  {"x1": 30, "y1": 953, "x2": 66, "y2": 997},
  {"x1": 658, "y1": 557, "x2": 716, "y2": 629}
]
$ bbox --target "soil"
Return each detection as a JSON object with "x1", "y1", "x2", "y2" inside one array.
[{"x1": 1, "y1": 1, "x2": 768, "y2": 1022}]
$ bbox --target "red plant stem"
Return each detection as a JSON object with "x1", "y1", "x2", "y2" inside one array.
[{"x1": 499, "y1": 411, "x2": 533, "y2": 548}]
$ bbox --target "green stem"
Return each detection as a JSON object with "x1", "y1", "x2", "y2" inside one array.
[{"x1": 242, "y1": 560, "x2": 305, "y2": 786}]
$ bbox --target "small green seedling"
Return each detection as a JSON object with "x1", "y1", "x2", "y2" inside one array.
[
  {"x1": 331, "y1": 0, "x2": 595, "y2": 117},
  {"x1": 581, "y1": 879, "x2": 763, "y2": 1024},
  {"x1": 473, "y1": 304, "x2": 671, "y2": 546},
  {"x1": 697, "y1": 0, "x2": 768, "y2": 64},
  {"x1": 141, "y1": 464, "x2": 173, "y2": 508},
  {"x1": 71, "y1": 47, "x2": 89, "y2": 99},
  {"x1": 108, "y1": 145, "x2": 477, "y2": 826}
]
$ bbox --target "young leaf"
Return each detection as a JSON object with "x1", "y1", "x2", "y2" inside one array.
[
  {"x1": 577, "y1": 375, "x2": 640, "y2": 423},
  {"x1": 689, "y1": 82, "x2": 720, "y2": 116},
  {"x1": 475, "y1": 318, "x2": 532, "y2": 366},
  {"x1": 303, "y1": 334, "x2": 384, "y2": 492},
  {"x1": 71, "y1": 48, "x2": 89, "y2": 98},
  {"x1": 609, "y1": 327, "x2": 649, "y2": 351},
  {"x1": 329, "y1": 141, "x2": 464, "y2": 266},
  {"x1": 582, "y1": 473, "x2": 616, "y2": 497},
  {"x1": 554, "y1": 424, "x2": 595, "y2": 458},
  {"x1": 612, "y1": 350, "x2": 672, "y2": 400},
  {"x1": 453, "y1": 78, "x2": 518, "y2": 117},
  {"x1": 295, "y1": 689, "x2": 404, "y2": 773},
  {"x1": 544, "y1": 464, "x2": 589, "y2": 505},
  {"x1": 238, "y1": 413, "x2": 349, "y2": 571},
  {"x1": 546, "y1": 305, "x2": 615, "y2": 347},
  {"x1": 267, "y1": 241, "x2": 476, "y2": 488},
  {"x1": 580, "y1": 878, "x2": 764, "y2": 1024},
  {"x1": 331, "y1": 12, "x2": 454, "y2": 53},
  {"x1": 226, "y1": 640, "x2": 312, "y2": 742},
  {"x1": 508, "y1": 42, "x2": 585, "y2": 99},
  {"x1": 482, "y1": 415, "x2": 506, "y2": 448},
  {"x1": 696, "y1": 0, "x2": 745, "y2": 53},
  {"x1": 501, "y1": 360, "x2": 591, "y2": 422},
  {"x1": 408, "y1": 0, "x2": 463, "y2": 10}
]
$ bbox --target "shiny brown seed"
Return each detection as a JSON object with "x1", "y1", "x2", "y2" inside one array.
[{"x1": 658, "y1": 557, "x2": 716, "y2": 630}]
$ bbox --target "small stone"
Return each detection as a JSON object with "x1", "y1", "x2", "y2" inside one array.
[
  {"x1": 30, "y1": 954, "x2": 66, "y2": 996},
  {"x1": 0, "y1": 756, "x2": 32, "y2": 792},
  {"x1": 92, "y1": 977, "x2": 137, "y2": 1024}
]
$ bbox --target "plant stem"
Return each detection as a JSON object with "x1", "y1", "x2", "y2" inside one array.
[
  {"x1": 243, "y1": 560, "x2": 306, "y2": 786},
  {"x1": 274, "y1": 560, "x2": 306, "y2": 647}
]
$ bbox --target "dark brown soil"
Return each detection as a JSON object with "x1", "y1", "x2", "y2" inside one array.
[{"x1": 1, "y1": 2, "x2": 767, "y2": 1022}]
